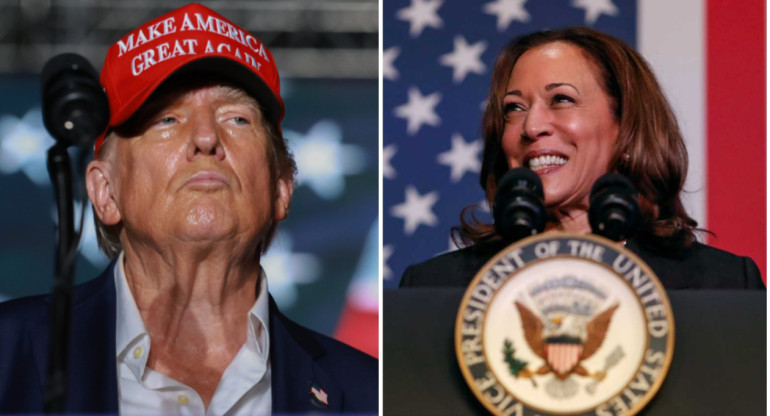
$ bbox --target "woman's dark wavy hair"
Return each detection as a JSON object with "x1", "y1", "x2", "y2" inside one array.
[{"x1": 457, "y1": 26, "x2": 701, "y2": 253}]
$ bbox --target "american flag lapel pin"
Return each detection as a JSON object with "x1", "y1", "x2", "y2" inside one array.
[{"x1": 310, "y1": 382, "x2": 329, "y2": 407}]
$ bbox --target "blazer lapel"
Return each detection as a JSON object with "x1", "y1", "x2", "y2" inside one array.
[
  {"x1": 269, "y1": 297, "x2": 343, "y2": 414},
  {"x1": 29, "y1": 264, "x2": 119, "y2": 413}
]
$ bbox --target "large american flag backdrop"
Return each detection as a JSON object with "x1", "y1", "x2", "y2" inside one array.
[{"x1": 382, "y1": 0, "x2": 765, "y2": 288}]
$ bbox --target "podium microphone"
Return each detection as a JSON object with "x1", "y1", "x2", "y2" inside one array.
[
  {"x1": 40, "y1": 53, "x2": 108, "y2": 413},
  {"x1": 42, "y1": 53, "x2": 109, "y2": 148},
  {"x1": 589, "y1": 173, "x2": 640, "y2": 242},
  {"x1": 493, "y1": 168, "x2": 547, "y2": 243}
]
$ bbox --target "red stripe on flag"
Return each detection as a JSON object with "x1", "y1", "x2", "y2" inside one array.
[
  {"x1": 707, "y1": 0, "x2": 766, "y2": 283},
  {"x1": 334, "y1": 303, "x2": 378, "y2": 358}
]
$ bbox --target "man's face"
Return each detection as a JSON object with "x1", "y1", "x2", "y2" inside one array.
[{"x1": 87, "y1": 81, "x2": 292, "y2": 253}]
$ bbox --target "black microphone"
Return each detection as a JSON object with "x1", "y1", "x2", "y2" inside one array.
[
  {"x1": 42, "y1": 53, "x2": 109, "y2": 148},
  {"x1": 494, "y1": 168, "x2": 547, "y2": 243},
  {"x1": 589, "y1": 173, "x2": 640, "y2": 242}
]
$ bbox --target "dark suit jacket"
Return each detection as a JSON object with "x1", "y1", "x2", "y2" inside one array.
[
  {"x1": 400, "y1": 238, "x2": 765, "y2": 290},
  {"x1": 0, "y1": 265, "x2": 377, "y2": 414}
]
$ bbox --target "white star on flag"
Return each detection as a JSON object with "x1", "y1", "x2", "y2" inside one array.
[
  {"x1": 0, "y1": 108, "x2": 55, "y2": 186},
  {"x1": 262, "y1": 232, "x2": 321, "y2": 307},
  {"x1": 383, "y1": 144, "x2": 397, "y2": 179},
  {"x1": 285, "y1": 120, "x2": 366, "y2": 200},
  {"x1": 483, "y1": 0, "x2": 531, "y2": 31},
  {"x1": 383, "y1": 244, "x2": 394, "y2": 279},
  {"x1": 572, "y1": 0, "x2": 618, "y2": 25},
  {"x1": 393, "y1": 87, "x2": 442, "y2": 135},
  {"x1": 439, "y1": 36, "x2": 487, "y2": 83},
  {"x1": 396, "y1": 0, "x2": 444, "y2": 38},
  {"x1": 383, "y1": 46, "x2": 401, "y2": 81},
  {"x1": 436, "y1": 133, "x2": 482, "y2": 182},
  {"x1": 390, "y1": 185, "x2": 439, "y2": 235}
]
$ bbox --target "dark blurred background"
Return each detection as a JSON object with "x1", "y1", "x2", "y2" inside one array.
[{"x1": 0, "y1": 0, "x2": 378, "y2": 356}]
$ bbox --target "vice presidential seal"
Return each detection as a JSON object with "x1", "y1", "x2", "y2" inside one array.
[{"x1": 455, "y1": 234, "x2": 674, "y2": 416}]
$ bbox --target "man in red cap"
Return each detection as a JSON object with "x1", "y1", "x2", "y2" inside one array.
[{"x1": 0, "y1": 4, "x2": 377, "y2": 414}]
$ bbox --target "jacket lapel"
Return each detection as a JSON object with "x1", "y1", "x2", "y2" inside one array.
[
  {"x1": 26, "y1": 265, "x2": 349, "y2": 413},
  {"x1": 269, "y1": 297, "x2": 343, "y2": 414}
]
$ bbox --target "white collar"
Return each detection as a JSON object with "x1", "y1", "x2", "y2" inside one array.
[{"x1": 113, "y1": 252, "x2": 271, "y2": 380}]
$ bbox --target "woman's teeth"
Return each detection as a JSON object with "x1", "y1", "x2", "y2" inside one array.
[{"x1": 528, "y1": 155, "x2": 567, "y2": 171}]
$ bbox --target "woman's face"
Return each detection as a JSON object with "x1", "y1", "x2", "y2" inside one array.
[{"x1": 501, "y1": 41, "x2": 619, "y2": 211}]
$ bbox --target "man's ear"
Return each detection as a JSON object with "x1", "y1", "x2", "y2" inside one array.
[
  {"x1": 86, "y1": 160, "x2": 121, "y2": 226},
  {"x1": 273, "y1": 176, "x2": 294, "y2": 222}
]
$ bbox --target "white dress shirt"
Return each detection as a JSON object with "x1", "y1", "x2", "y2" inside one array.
[{"x1": 114, "y1": 252, "x2": 272, "y2": 415}]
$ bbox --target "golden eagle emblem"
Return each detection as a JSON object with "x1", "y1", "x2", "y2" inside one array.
[{"x1": 512, "y1": 301, "x2": 619, "y2": 382}]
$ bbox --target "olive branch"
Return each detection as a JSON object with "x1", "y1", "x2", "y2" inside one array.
[{"x1": 503, "y1": 339, "x2": 537, "y2": 387}]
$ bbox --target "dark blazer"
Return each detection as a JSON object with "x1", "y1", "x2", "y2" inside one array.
[
  {"x1": 400, "y1": 238, "x2": 765, "y2": 290},
  {"x1": 0, "y1": 264, "x2": 377, "y2": 414}
]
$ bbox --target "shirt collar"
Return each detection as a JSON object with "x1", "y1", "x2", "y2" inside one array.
[
  {"x1": 114, "y1": 252, "x2": 271, "y2": 379},
  {"x1": 249, "y1": 268, "x2": 270, "y2": 358}
]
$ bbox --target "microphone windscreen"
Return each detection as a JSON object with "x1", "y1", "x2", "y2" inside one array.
[
  {"x1": 589, "y1": 173, "x2": 640, "y2": 241},
  {"x1": 591, "y1": 173, "x2": 633, "y2": 196},
  {"x1": 41, "y1": 53, "x2": 108, "y2": 148},
  {"x1": 494, "y1": 168, "x2": 546, "y2": 242},
  {"x1": 41, "y1": 53, "x2": 99, "y2": 92},
  {"x1": 497, "y1": 167, "x2": 544, "y2": 199}
]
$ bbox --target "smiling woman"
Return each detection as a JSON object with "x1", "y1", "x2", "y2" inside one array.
[
  {"x1": 470, "y1": 28, "x2": 694, "y2": 251},
  {"x1": 501, "y1": 41, "x2": 619, "y2": 231},
  {"x1": 399, "y1": 26, "x2": 764, "y2": 290}
]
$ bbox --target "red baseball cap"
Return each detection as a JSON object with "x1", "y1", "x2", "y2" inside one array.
[{"x1": 95, "y1": 3, "x2": 283, "y2": 156}]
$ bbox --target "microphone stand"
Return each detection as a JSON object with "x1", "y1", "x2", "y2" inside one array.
[
  {"x1": 44, "y1": 143, "x2": 77, "y2": 413},
  {"x1": 40, "y1": 52, "x2": 109, "y2": 412}
]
